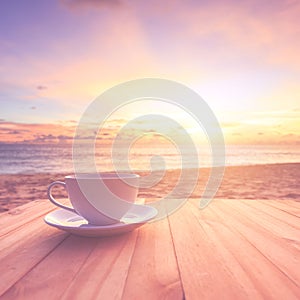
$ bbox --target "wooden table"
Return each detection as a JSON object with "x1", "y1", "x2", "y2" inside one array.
[{"x1": 1, "y1": 198, "x2": 300, "y2": 299}]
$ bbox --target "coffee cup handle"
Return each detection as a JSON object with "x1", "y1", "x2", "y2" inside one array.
[{"x1": 47, "y1": 181, "x2": 76, "y2": 213}]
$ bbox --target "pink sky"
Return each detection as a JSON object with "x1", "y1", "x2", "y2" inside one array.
[{"x1": 0, "y1": 0, "x2": 299, "y2": 144}]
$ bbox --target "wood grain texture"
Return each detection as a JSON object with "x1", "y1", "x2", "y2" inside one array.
[
  {"x1": 169, "y1": 200, "x2": 258, "y2": 300},
  {"x1": 122, "y1": 214, "x2": 183, "y2": 300},
  {"x1": 262, "y1": 200, "x2": 300, "y2": 216},
  {"x1": 0, "y1": 226, "x2": 67, "y2": 296},
  {"x1": 240, "y1": 199, "x2": 300, "y2": 229},
  {"x1": 60, "y1": 232, "x2": 139, "y2": 300},
  {"x1": 211, "y1": 200, "x2": 300, "y2": 290},
  {"x1": 1, "y1": 198, "x2": 300, "y2": 299},
  {"x1": 224, "y1": 200, "x2": 300, "y2": 243},
  {"x1": 0, "y1": 199, "x2": 70, "y2": 237},
  {"x1": 191, "y1": 199, "x2": 300, "y2": 299},
  {"x1": 0, "y1": 214, "x2": 67, "y2": 262},
  {"x1": 1, "y1": 235, "x2": 99, "y2": 299},
  {"x1": 0, "y1": 200, "x2": 52, "y2": 237}
]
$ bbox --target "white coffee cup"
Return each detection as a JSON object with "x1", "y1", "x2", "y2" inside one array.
[{"x1": 47, "y1": 173, "x2": 140, "y2": 225}]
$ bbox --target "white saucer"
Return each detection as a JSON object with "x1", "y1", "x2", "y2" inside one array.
[{"x1": 44, "y1": 204, "x2": 158, "y2": 237}]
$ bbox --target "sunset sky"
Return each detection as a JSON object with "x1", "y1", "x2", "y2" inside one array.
[{"x1": 0, "y1": 0, "x2": 299, "y2": 145}]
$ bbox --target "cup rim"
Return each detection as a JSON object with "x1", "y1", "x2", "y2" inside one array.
[{"x1": 65, "y1": 173, "x2": 140, "y2": 180}]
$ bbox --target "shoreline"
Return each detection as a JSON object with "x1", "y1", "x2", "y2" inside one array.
[
  {"x1": 1, "y1": 161, "x2": 299, "y2": 175},
  {"x1": 0, "y1": 162, "x2": 299, "y2": 213}
]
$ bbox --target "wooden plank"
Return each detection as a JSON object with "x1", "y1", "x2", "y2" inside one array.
[
  {"x1": 238, "y1": 200, "x2": 300, "y2": 230},
  {"x1": 267, "y1": 199, "x2": 300, "y2": 210},
  {"x1": 198, "y1": 199, "x2": 300, "y2": 298},
  {"x1": 0, "y1": 200, "x2": 71, "y2": 260},
  {"x1": 1, "y1": 235, "x2": 100, "y2": 299},
  {"x1": 0, "y1": 198, "x2": 144, "y2": 237},
  {"x1": 168, "y1": 200, "x2": 256, "y2": 300},
  {"x1": 3, "y1": 197, "x2": 298, "y2": 299},
  {"x1": 223, "y1": 200, "x2": 300, "y2": 245},
  {"x1": 0, "y1": 226, "x2": 68, "y2": 296},
  {"x1": 0, "y1": 200, "x2": 41, "y2": 219},
  {"x1": 0, "y1": 198, "x2": 148, "y2": 299},
  {"x1": 60, "y1": 231, "x2": 139, "y2": 300},
  {"x1": 218, "y1": 200, "x2": 300, "y2": 282},
  {"x1": 264, "y1": 200, "x2": 300, "y2": 215},
  {"x1": 0, "y1": 217, "x2": 58, "y2": 261},
  {"x1": 0, "y1": 199, "x2": 69, "y2": 237},
  {"x1": 0, "y1": 197, "x2": 144, "y2": 234},
  {"x1": 0, "y1": 200, "x2": 48, "y2": 236},
  {"x1": 0, "y1": 202, "x2": 69, "y2": 296},
  {"x1": 122, "y1": 213, "x2": 183, "y2": 300}
]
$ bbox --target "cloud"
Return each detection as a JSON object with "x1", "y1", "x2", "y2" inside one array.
[
  {"x1": 0, "y1": 120, "x2": 118, "y2": 143},
  {"x1": 36, "y1": 85, "x2": 47, "y2": 90},
  {"x1": 0, "y1": 126, "x2": 30, "y2": 136},
  {"x1": 220, "y1": 122, "x2": 241, "y2": 128},
  {"x1": 0, "y1": 5, "x2": 155, "y2": 108},
  {"x1": 1, "y1": 0, "x2": 299, "y2": 148},
  {"x1": 0, "y1": 124, "x2": 30, "y2": 142},
  {"x1": 32, "y1": 134, "x2": 57, "y2": 143},
  {"x1": 0, "y1": 121, "x2": 75, "y2": 143},
  {"x1": 57, "y1": 134, "x2": 73, "y2": 140},
  {"x1": 9, "y1": 130, "x2": 26, "y2": 135},
  {"x1": 61, "y1": 0, "x2": 121, "y2": 10}
]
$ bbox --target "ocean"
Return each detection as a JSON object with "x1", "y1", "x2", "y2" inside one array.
[{"x1": 0, "y1": 143, "x2": 299, "y2": 174}]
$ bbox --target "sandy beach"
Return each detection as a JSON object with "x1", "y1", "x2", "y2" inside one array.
[{"x1": 0, "y1": 163, "x2": 299, "y2": 213}]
